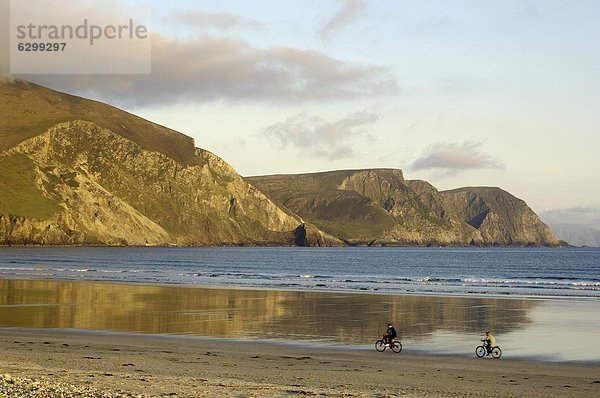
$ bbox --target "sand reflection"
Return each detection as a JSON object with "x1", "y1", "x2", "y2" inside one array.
[{"x1": 0, "y1": 279, "x2": 538, "y2": 343}]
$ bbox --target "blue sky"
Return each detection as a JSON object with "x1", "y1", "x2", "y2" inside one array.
[{"x1": 2, "y1": 0, "x2": 600, "y2": 226}]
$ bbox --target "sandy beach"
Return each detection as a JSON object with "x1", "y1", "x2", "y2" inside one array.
[
  {"x1": 0, "y1": 328, "x2": 599, "y2": 397},
  {"x1": 0, "y1": 279, "x2": 599, "y2": 397}
]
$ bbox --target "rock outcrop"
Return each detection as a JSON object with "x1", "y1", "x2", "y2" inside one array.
[
  {"x1": 248, "y1": 170, "x2": 560, "y2": 246},
  {"x1": 441, "y1": 187, "x2": 559, "y2": 246}
]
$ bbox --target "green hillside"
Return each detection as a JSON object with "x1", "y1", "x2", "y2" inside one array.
[{"x1": 0, "y1": 79, "x2": 197, "y2": 165}]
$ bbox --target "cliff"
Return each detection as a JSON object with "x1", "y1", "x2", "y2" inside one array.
[
  {"x1": 247, "y1": 170, "x2": 560, "y2": 246},
  {"x1": 0, "y1": 79, "x2": 340, "y2": 246},
  {"x1": 441, "y1": 187, "x2": 559, "y2": 246}
]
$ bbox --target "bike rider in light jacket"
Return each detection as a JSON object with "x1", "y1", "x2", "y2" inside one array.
[{"x1": 484, "y1": 331, "x2": 496, "y2": 355}]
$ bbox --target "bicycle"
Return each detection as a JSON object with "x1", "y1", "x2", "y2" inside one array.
[
  {"x1": 475, "y1": 340, "x2": 502, "y2": 359},
  {"x1": 375, "y1": 338, "x2": 402, "y2": 353}
]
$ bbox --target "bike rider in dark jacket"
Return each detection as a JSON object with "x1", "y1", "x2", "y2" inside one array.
[{"x1": 382, "y1": 323, "x2": 397, "y2": 345}]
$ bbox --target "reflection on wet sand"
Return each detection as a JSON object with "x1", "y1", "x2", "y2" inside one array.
[{"x1": 0, "y1": 279, "x2": 537, "y2": 344}]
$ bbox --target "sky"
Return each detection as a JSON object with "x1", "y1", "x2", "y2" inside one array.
[{"x1": 1, "y1": 0, "x2": 599, "y2": 228}]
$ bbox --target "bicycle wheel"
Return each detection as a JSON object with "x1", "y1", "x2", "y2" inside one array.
[
  {"x1": 491, "y1": 347, "x2": 502, "y2": 359},
  {"x1": 391, "y1": 341, "x2": 402, "y2": 353},
  {"x1": 375, "y1": 340, "x2": 386, "y2": 352},
  {"x1": 475, "y1": 346, "x2": 486, "y2": 358}
]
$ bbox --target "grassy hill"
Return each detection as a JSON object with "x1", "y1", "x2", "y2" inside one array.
[{"x1": 0, "y1": 79, "x2": 197, "y2": 165}]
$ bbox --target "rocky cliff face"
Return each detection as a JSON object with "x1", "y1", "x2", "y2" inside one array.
[
  {"x1": 441, "y1": 187, "x2": 560, "y2": 246},
  {"x1": 0, "y1": 80, "x2": 340, "y2": 246},
  {"x1": 248, "y1": 171, "x2": 560, "y2": 246}
]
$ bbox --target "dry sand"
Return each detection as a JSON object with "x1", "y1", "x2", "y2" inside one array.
[{"x1": 0, "y1": 329, "x2": 598, "y2": 397}]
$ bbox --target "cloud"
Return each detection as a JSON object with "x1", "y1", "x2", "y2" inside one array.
[
  {"x1": 321, "y1": 0, "x2": 367, "y2": 38},
  {"x1": 263, "y1": 109, "x2": 381, "y2": 160},
  {"x1": 538, "y1": 207, "x2": 600, "y2": 229},
  {"x1": 410, "y1": 142, "x2": 503, "y2": 174},
  {"x1": 20, "y1": 34, "x2": 396, "y2": 107},
  {"x1": 1, "y1": 0, "x2": 395, "y2": 106},
  {"x1": 168, "y1": 10, "x2": 262, "y2": 30}
]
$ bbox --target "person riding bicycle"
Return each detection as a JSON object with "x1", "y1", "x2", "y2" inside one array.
[
  {"x1": 483, "y1": 331, "x2": 496, "y2": 355},
  {"x1": 382, "y1": 323, "x2": 397, "y2": 346}
]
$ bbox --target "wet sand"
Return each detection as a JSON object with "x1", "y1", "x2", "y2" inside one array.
[
  {"x1": 1, "y1": 279, "x2": 600, "y2": 362},
  {"x1": 0, "y1": 280, "x2": 599, "y2": 396},
  {"x1": 0, "y1": 328, "x2": 599, "y2": 397}
]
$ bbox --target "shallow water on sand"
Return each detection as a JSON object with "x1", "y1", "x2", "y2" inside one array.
[{"x1": 0, "y1": 280, "x2": 598, "y2": 363}]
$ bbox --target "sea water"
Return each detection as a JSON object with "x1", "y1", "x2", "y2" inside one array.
[{"x1": 0, "y1": 247, "x2": 598, "y2": 298}]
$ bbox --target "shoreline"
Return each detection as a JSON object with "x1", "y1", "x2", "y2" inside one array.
[
  {"x1": 0, "y1": 279, "x2": 600, "y2": 364},
  {"x1": 1, "y1": 328, "x2": 598, "y2": 397},
  {"x1": 0, "y1": 243, "x2": 572, "y2": 248},
  {"x1": 4, "y1": 326, "x2": 600, "y2": 366},
  {"x1": 1, "y1": 279, "x2": 599, "y2": 364},
  {"x1": 1, "y1": 275, "x2": 599, "y2": 301},
  {"x1": 0, "y1": 278, "x2": 599, "y2": 396}
]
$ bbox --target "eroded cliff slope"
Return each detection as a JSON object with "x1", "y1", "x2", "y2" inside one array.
[
  {"x1": 441, "y1": 187, "x2": 560, "y2": 246},
  {"x1": 0, "y1": 80, "x2": 339, "y2": 246},
  {"x1": 247, "y1": 170, "x2": 560, "y2": 246}
]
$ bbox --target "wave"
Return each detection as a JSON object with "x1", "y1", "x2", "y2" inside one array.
[
  {"x1": 461, "y1": 277, "x2": 600, "y2": 288},
  {"x1": 2, "y1": 247, "x2": 599, "y2": 298}
]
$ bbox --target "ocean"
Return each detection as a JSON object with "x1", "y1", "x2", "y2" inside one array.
[{"x1": 0, "y1": 247, "x2": 598, "y2": 298}]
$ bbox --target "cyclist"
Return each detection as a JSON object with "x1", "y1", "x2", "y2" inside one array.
[
  {"x1": 483, "y1": 331, "x2": 496, "y2": 355},
  {"x1": 382, "y1": 323, "x2": 397, "y2": 347}
]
